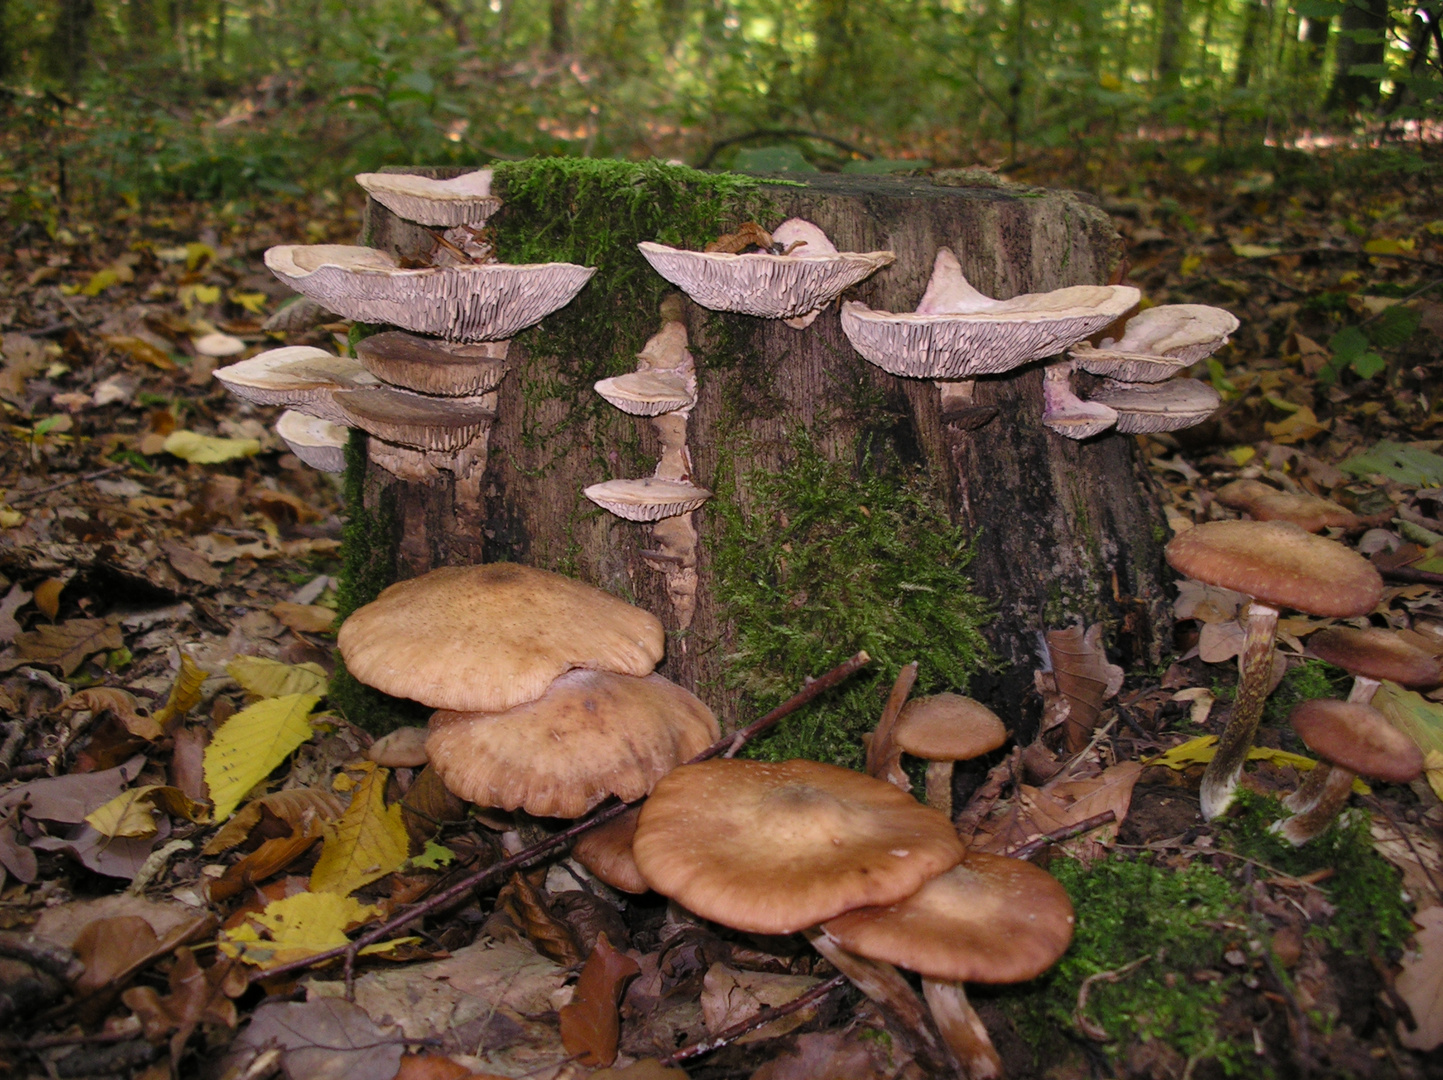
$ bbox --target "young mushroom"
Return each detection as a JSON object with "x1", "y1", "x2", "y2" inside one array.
[
  {"x1": 1164, "y1": 520, "x2": 1383, "y2": 819},
  {"x1": 1041, "y1": 360, "x2": 1119, "y2": 440},
  {"x1": 1274, "y1": 699, "x2": 1424, "y2": 845},
  {"x1": 572, "y1": 805, "x2": 648, "y2": 895},
  {"x1": 888, "y1": 694, "x2": 1009, "y2": 820},
  {"x1": 274, "y1": 409, "x2": 349, "y2": 474}
]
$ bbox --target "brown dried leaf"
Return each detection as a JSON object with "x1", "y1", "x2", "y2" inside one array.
[
  {"x1": 170, "y1": 725, "x2": 209, "y2": 803},
  {"x1": 0, "y1": 582, "x2": 33, "y2": 645},
  {"x1": 700, "y1": 961, "x2": 822, "y2": 1043},
  {"x1": 973, "y1": 760, "x2": 1144, "y2": 863},
  {"x1": 496, "y1": 872, "x2": 583, "y2": 967},
  {"x1": 559, "y1": 932, "x2": 642, "y2": 1067},
  {"x1": 1397, "y1": 906, "x2": 1443, "y2": 1051},
  {"x1": 748, "y1": 1031, "x2": 889, "y2": 1080},
  {"x1": 394, "y1": 1053, "x2": 499, "y2": 1080},
  {"x1": 208, "y1": 831, "x2": 322, "y2": 902},
  {"x1": 272, "y1": 602, "x2": 335, "y2": 634},
  {"x1": 400, "y1": 765, "x2": 468, "y2": 848},
  {"x1": 1045, "y1": 624, "x2": 1125, "y2": 752},
  {"x1": 704, "y1": 222, "x2": 773, "y2": 254},
  {"x1": 13, "y1": 617, "x2": 123, "y2": 676},
  {"x1": 204, "y1": 788, "x2": 344, "y2": 855},
  {"x1": 33, "y1": 578, "x2": 63, "y2": 620},
  {"x1": 59, "y1": 687, "x2": 163, "y2": 740},
  {"x1": 162, "y1": 540, "x2": 223, "y2": 586},
  {"x1": 1198, "y1": 619, "x2": 1247, "y2": 663},
  {"x1": 120, "y1": 947, "x2": 246, "y2": 1067}
]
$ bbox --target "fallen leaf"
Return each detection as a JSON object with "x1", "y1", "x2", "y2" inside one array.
[
  {"x1": 121, "y1": 947, "x2": 246, "y2": 1067},
  {"x1": 162, "y1": 539, "x2": 223, "y2": 586},
  {"x1": 1144, "y1": 735, "x2": 1370, "y2": 791},
  {"x1": 1397, "y1": 906, "x2": 1443, "y2": 1050},
  {"x1": 1045, "y1": 624, "x2": 1125, "y2": 752},
  {"x1": 0, "y1": 582, "x2": 32, "y2": 644},
  {"x1": 153, "y1": 653, "x2": 209, "y2": 731},
  {"x1": 972, "y1": 760, "x2": 1144, "y2": 862},
  {"x1": 163, "y1": 430, "x2": 261, "y2": 464},
  {"x1": 105, "y1": 334, "x2": 177, "y2": 370},
  {"x1": 1170, "y1": 687, "x2": 1215, "y2": 727},
  {"x1": 700, "y1": 961, "x2": 822, "y2": 1043},
  {"x1": 1373, "y1": 683, "x2": 1443, "y2": 801},
  {"x1": 204, "y1": 788, "x2": 344, "y2": 854},
  {"x1": 218, "y1": 891, "x2": 405, "y2": 969},
  {"x1": 1, "y1": 755, "x2": 146, "y2": 823},
  {"x1": 59, "y1": 687, "x2": 162, "y2": 740},
  {"x1": 1339, "y1": 441, "x2": 1443, "y2": 488},
  {"x1": 495, "y1": 871, "x2": 583, "y2": 966},
  {"x1": 748, "y1": 1031, "x2": 888, "y2": 1080},
  {"x1": 85, "y1": 785, "x2": 210, "y2": 838},
  {"x1": 226, "y1": 998, "x2": 404, "y2": 1080},
  {"x1": 1264, "y1": 405, "x2": 1328, "y2": 444},
  {"x1": 71, "y1": 909, "x2": 212, "y2": 1001},
  {"x1": 393, "y1": 1053, "x2": 483, "y2": 1080},
  {"x1": 13, "y1": 617, "x2": 123, "y2": 676},
  {"x1": 272, "y1": 602, "x2": 336, "y2": 634},
  {"x1": 1173, "y1": 579, "x2": 1246, "y2": 624},
  {"x1": 559, "y1": 932, "x2": 642, "y2": 1067},
  {"x1": 310, "y1": 763, "x2": 408, "y2": 897},
  {"x1": 33, "y1": 577, "x2": 63, "y2": 620},
  {"x1": 1198, "y1": 619, "x2": 1247, "y2": 663},
  {"x1": 227, "y1": 655, "x2": 329, "y2": 699},
  {"x1": 203, "y1": 693, "x2": 319, "y2": 820}
]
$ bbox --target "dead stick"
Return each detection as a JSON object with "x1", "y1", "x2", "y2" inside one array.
[
  {"x1": 8, "y1": 464, "x2": 124, "y2": 505},
  {"x1": 660, "y1": 973, "x2": 849, "y2": 1066},
  {"x1": 1365, "y1": 795, "x2": 1443, "y2": 905},
  {"x1": 251, "y1": 650, "x2": 871, "y2": 986},
  {"x1": 1381, "y1": 566, "x2": 1443, "y2": 587},
  {"x1": 1005, "y1": 810, "x2": 1118, "y2": 861}
]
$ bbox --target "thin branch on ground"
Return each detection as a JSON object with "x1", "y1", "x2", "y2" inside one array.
[
  {"x1": 1005, "y1": 810, "x2": 1119, "y2": 861},
  {"x1": 660, "y1": 973, "x2": 849, "y2": 1066}
]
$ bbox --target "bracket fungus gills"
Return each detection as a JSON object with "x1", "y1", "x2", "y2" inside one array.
[
  {"x1": 337, "y1": 563, "x2": 665, "y2": 714},
  {"x1": 840, "y1": 248, "x2": 1140, "y2": 380},
  {"x1": 275, "y1": 409, "x2": 349, "y2": 473},
  {"x1": 1275, "y1": 699, "x2": 1424, "y2": 845},
  {"x1": 355, "y1": 331, "x2": 510, "y2": 397},
  {"x1": 1042, "y1": 360, "x2": 1119, "y2": 440},
  {"x1": 331, "y1": 386, "x2": 496, "y2": 454},
  {"x1": 593, "y1": 371, "x2": 696, "y2": 417},
  {"x1": 355, "y1": 169, "x2": 501, "y2": 228},
  {"x1": 264, "y1": 244, "x2": 595, "y2": 342},
  {"x1": 583, "y1": 478, "x2": 713, "y2": 523},
  {"x1": 1165, "y1": 520, "x2": 1383, "y2": 820},
  {"x1": 425, "y1": 670, "x2": 719, "y2": 820},
  {"x1": 1070, "y1": 303, "x2": 1239, "y2": 381},
  {"x1": 638, "y1": 218, "x2": 893, "y2": 323},
  {"x1": 1087, "y1": 377, "x2": 1222, "y2": 434},
  {"x1": 212, "y1": 347, "x2": 379, "y2": 424}
]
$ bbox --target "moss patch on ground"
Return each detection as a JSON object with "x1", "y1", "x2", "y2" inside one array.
[{"x1": 710, "y1": 426, "x2": 992, "y2": 769}]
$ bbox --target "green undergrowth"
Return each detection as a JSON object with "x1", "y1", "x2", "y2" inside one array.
[
  {"x1": 1262, "y1": 659, "x2": 1352, "y2": 727},
  {"x1": 710, "y1": 427, "x2": 992, "y2": 769}
]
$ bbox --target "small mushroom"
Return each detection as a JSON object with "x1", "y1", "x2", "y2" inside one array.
[
  {"x1": 1041, "y1": 360, "x2": 1119, "y2": 440},
  {"x1": 593, "y1": 370, "x2": 696, "y2": 416},
  {"x1": 354, "y1": 169, "x2": 501, "y2": 228},
  {"x1": 583, "y1": 478, "x2": 713, "y2": 522},
  {"x1": 1086, "y1": 377, "x2": 1221, "y2": 434},
  {"x1": 264, "y1": 244, "x2": 595, "y2": 342},
  {"x1": 1215, "y1": 479, "x2": 1359, "y2": 534},
  {"x1": 572, "y1": 805, "x2": 648, "y2": 894},
  {"x1": 425, "y1": 670, "x2": 718, "y2": 819},
  {"x1": 337, "y1": 563, "x2": 665, "y2": 713},
  {"x1": 275, "y1": 409, "x2": 349, "y2": 473},
  {"x1": 1273, "y1": 699, "x2": 1424, "y2": 845},
  {"x1": 355, "y1": 331, "x2": 510, "y2": 397},
  {"x1": 889, "y1": 695, "x2": 1008, "y2": 820},
  {"x1": 638, "y1": 218, "x2": 894, "y2": 324},
  {"x1": 1070, "y1": 303, "x2": 1239, "y2": 381},
  {"x1": 1165, "y1": 520, "x2": 1383, "y2": 819},
  {"x1": 213, "y1": 347, "x2": 379, "y2": 424}
]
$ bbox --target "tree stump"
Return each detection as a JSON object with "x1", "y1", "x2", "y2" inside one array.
[{"x1": 355, "y1": 169, "x2": 1170, "y2": 742}]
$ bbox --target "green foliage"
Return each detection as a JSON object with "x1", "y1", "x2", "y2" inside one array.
[
  {"x1": 1321, "y1": 305, "x2": 1419, "y2": 384},
  {"x1": 1263, "y1": 659, "x2": 1351, "y2": 725},
  {"x1": 710, "y1": 427, "x2": 992, "y2": 768}
]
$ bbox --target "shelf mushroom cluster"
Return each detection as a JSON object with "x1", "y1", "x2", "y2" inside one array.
[
  {"x1": 336, "y1": 563, "x2": 719, "y2": 819},
  {"x1": 584, "y1": 300, "x2": 711, "y2": 631},
  {"x1": 214, "y1": 169, "x2": 594, "y2": 543}
]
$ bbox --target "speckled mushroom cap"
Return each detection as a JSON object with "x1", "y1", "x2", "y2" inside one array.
[
  {"x1": 1215, "y1": 479, "x2": 1358, "y2": 533},
  {"x1": 893, "y1": 694, "x2": 1008, "y2": 762},
  {"x1": 331, "y1": 386, "x2": 496, "y2": 453},
  {"x1": 337, "y1": 563, "x2": 666, "y2": 712},
  {"x1": 1087, "y1": 378, "x2": 1221, "y2": 433},
  {"x1": 426, "y1": 670, "x2": 719, "y2": 819},
  {"x1": 1165, "y1": 521, "x2": 1382, "y2": 618},
  {"x1": 264, "y1": 245, "x2": 595, "y2": 342},
  {"x1": 632, "y1": 758, "x2": 965, "y2": 935},
  {"x1": 275, "y1": 409, "x2": 349, "y2": 473},
  {"x1": 821, "y1": 852, "x2": 1075, "y2": 983},
  {"x1": 1288, "y1": 699, "x2": 1425, "y2": 783},
  {"x1": 637, "y1": 219, "x2": 894, "y2": 320},
  {"x1": 355, "y1": 169, "x2": 500, "y2": 228},
  {"x1": 584, "y1": 478, "x2": 713, "y2": 522},
  {"x1": 355, "y1": 331, "x2": 509, "y2": 397},
  {"x1": 840, "y1": 247, "x2": 1140, "y2": 380},
  {"x1": 1307, "y1": 627, "x2": 1443, "y2": 688},
  {"x1": 572, "y1": 805, "x2": 647, "y2": 894},
  {"x1": 213, "y1": 347, "x2": 379, "y2": 424}
]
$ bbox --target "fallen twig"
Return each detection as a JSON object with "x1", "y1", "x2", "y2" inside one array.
[
  {"x1": 8, "y1": 464, "x2": 125, "y2": 505},
  {"x1": 1380, "y1": 566, "x2": 1443, "y2": 587},
  {"x1": 660, "y1": 972, "x2": 849, "y2": 1066},
  {"x1": 1364, "y1": 794, "x2": 1443, "y2": 905},
  {"x1": 1005, "y1": 810, "x2": 1119, "y2": 861},
  {"x1": 1074, "y1": 950, "x2": 1157, "y2": 1040},
  {"x1": 250, "y1": 650, "x2": 872, "y2": 988}
]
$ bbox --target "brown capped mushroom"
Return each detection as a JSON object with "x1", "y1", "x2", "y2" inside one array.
[
  {"x1": 572, "y1": 805, "x2": 647, "y2": 894},
  {"x1": 1165, "y1": 520, "x2": 1383, "y2": 819},
  {"x1": 1215, "y1": 479, "x2": 1358, "y2": 533},
  {"x1": 355, "y1": 331, "x2": 510, "y2": 397},
  {"x1": 890, "y1": 694, "x2": 1008, "y2": 819}
]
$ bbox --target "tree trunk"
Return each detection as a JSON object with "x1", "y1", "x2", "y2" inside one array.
[
  {"x1": 357, "y1": 173, "x2": 1171, "y2": 741},
  {"x1": 1155, "y1": 0, "x2": 1188, "y2": 89},
  {"x1": 1328, "y1": 0, "x2": 1390, "y2": 109},
  {"x1": 1234, "y1": 0, "x2": 1269, "y2": 88}
]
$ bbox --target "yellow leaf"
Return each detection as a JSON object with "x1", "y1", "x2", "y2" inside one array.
[
  {"x1": 186, "y1": 242, "x2": 217, "y2": 271},
  {"x1": 163, "y1": 430, "x2": 261, "y2": 464},
  {"x1": 310, "y1": 763, "x2": 409, "y2": 897},
  {"x1": 1098, "y1": 73, "x2": 1123, "y2": 91},
  {"x1": 85, "y1": 784, "x2": 210, "y2": 838},
  {"x1": 1226, "y1": 446, "x2": 1256, "y2": 466},
  {"x1": 1264, "y1": 406, "x2": 1328, "y2": 445},
  {"x1": 80, "y1": 267, "x2": 128, "y2": 297},
  {"x1": 33, "y1": 578, "x2": 63, "y2": 620},
  {"x1": 229, "y1": 290, "x2": 268, "y2": 315},
  {"x1": 1373, "y1": 683, "x2": 1443, "y2": 801},
  {"x1": 180, "y1": 283, "x2": 222, "y2": 309},
  {"x1": 152, "y1": 652, "x2": 208, "y2": 730},
  {"x1": 226, "y1": 656, "x2": 329, "y2": 699},
  {"x1": 1180, "y1": 253, "x2": 1202, "y2": 276},
  {"x1": 1425, "y1": 750, "x2": 1443, "y2": 803},
  {"x1": 1144, "y1": 735, "x2": 1368, "y2": 792},
  {"x1": 1231, "y1": 243, "x2": 1281, "y2": 258},
  {"x1": 203, "y1": 693, "x2": 319, "y2": 821},
  {"x1": 218, "y1": 892, "x2": 378, "y2": 969},
  {"x1": 0, "y1": 507, "x2": 23, "y2": 528},
  {"x1": 1363, "y1": 238, "x2": 1415, "y2": 255}
]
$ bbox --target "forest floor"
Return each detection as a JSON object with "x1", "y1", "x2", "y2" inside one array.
[{"x1": 0, "y1": 145, "x2": 1440, "y2": 1080}]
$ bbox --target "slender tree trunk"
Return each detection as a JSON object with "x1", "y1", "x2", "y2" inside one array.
[
  {"x1": 1008, "y1": 0, "x2": 1026, "y2": 161},
  {"x1": 0, "y1": 0, "x2": 15, "y2": 79},
  {"x1": 1155, "y1": 0, "x2": 1188, "y2": 88},
  {"x1": 657, "y1": 0, "x2": 685, "y2": 51},
  {"x1": 215, "y1": 0, "x2": 225, "y2": 67},
  {"x1": 45, "y1": 0, "x2": 96, "y2": 88},
  {"x1": 1328, "y1": 0, "x2": 1390, "y2": 109},
  {"x1": 1234, "y1": 0, "x2": 1268, "y2": 87},
  {"x1": 810, "y1": 0, "x2": 852, "y2": 103},
  {"x1": 1117, "y1": 0, "x2": 1136, "y2": 77},
  {"x1": 548, "y1": 0, "x2": 569, "y2": 55}
]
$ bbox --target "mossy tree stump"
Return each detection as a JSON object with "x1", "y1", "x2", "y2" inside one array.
[{"x1": 352, "y1": 166, "x2": 1169, "y2": 747}]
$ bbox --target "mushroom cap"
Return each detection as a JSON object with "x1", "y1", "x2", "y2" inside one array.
[
  {"x1": 594, "y1": 371, "x2": 696, "y2": 416},
  {"x1": 337, "y1": 563, "x2": 666, "y2": 712},
  {"x1": 893, "y1": 694, "x2": 1008, "y2": 762},
  {"x1": 275, "y1": 409, "x2": 349, "y2": 473},
  {"x1": 632, "y1": 758, "x2": 966, "y2": 935},
  {"x1": 1165, "y1": 520, "x2": 1382, "y2": 618},
  {"x1": 1288, "y1": 698, "x2": 1425, "y2": 783},
  {"x1": 572, "y1": 805, "x2": 648, "y2": 894},
  {"x1": 840, "y1": 249, "x2": 1139, "y2": 380},
  {"x1": 426, "y1": 670, "x2": 719, "y2": 819},
  {"x1": 1087, "y1": 378, "x2": 1221, "y2": 433},
  {"x1": 355, "y1": 331, "x2": 510, "y2": 397},
  {"x1": 213, "y1": 347, "x2": 379, "y2": 424},
  {"x1": 820, "y1": 852, "x2": 1075, "y2": 983},
  {"x1": 637, "y1": 222, "x2": 894, "y2": 320},
  {"x1": 1307, "y1": 627, "x2": 1443, "y2": 688},
  {"x1": 331, "y1": 385, "x2": 496, "y2": 453},
  {"x1": 1107, "y1": 304, "x2": 1239, "y2": 363},
  {"x1": 1068, "y1": 343, "x2": 1186, "y2": 384},
  {"x1": 264, "y1": 245, "x2": 596, "y2": 342},
  {"x1": 1214, "y1": 480, "x2": 1358, "y2": 534},
  {"x1": 584, "y1": 478, "x2": 712, "y2": 522},
  {"x1": 355, "y1": 169, "x2": 501, "y2": 228}
]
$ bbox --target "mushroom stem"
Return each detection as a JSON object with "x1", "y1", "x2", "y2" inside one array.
[
  {"x1": 922, "y1": 978, "x2": 1004, "y2": 1080},
  {"x1": 1199, "y1": 600, "x2": 1279, "y2": 821},
  {"x1": 1273, "y1": 763, "x2": 1356, "y2": 846},
  {"x1": 804, "y1": 929, "x2": 961, "y2": 1078},
  {"x1": 1041, "y1": 361, "x2": 1118, "y2": 441},
  {"x1": 1347, "y1": 675, "x2": 1383, "y2": 705},
  {"x1": 866, "y1": 661, "x2": 919, "y2": 790},
  {"x1": 924, "y1": 761, "x2": 955, "y2": 820},
  {"x1": 1281, "y1": 760, "x2": 1333, "y2": 814}
]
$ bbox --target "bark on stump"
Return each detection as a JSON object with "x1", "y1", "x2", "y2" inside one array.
[{"x1": 358, "y1": 172, "x2": 1170, "y2": 739}]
